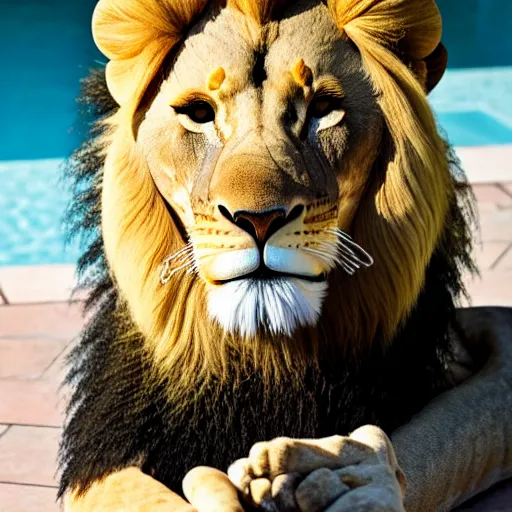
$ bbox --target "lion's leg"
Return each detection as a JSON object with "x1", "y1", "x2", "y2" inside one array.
[
  {"x1": 183, "y1": 467, "x2": 245, "y2": 512},
  {"x1": 64, "y1": 466, "x2": 246, "y2": 512},
  {"x1": 227, "y1": 308, "x2": 512, "y2": 511},
  {"x1": 391, "y1": 307, "x2": 512, "y2": 511},
  {"x1": 63, "y1": 467, "x2": 196, "y2": 512},
  {"x1": 228, "y1": 425, "x2": 406, "y2": 511}
]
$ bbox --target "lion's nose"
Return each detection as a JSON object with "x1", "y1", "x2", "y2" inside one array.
[{"x1": 218, "y1": 205, "x2": 303, "y2": 244}]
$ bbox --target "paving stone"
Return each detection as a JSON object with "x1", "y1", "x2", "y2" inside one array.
[
  {"x1": 0, "y1": 338, "x2": 68, "y2": 380},
  {"x1": 0, "y1": 483, "x2": 60, "y2": 512},
  {"x1": 0, "y1": 379, "x2": 65, "y2": 427},
  {"x1": 0, "y1": 286, "x2": 7, "y2": 305},
  {"x1": 44, "y1": 341, "x2": 74, "y2": 383},
  {"x1": 473, "y1": 242, "x2": 510, "y2": 271},
  {"x1": 0, "y1": 426, "x2": 61, "y2": 487},
  {"x1": 0, "y1": 425, "x2": 9, "y2": 437},
  {"x1": 463, "y1": 270, "x2": 512, "y2": 308},
  {"x1": 477, "y1": 209, "x2": 512, "y2": 242},
  {"x1": 0, "y1": 264, "x2": 77, "y2": 304},
  {"x1": 495, "y1": 245, "x2": 512, "y2": 270},
  {"x1": 0, "y1": 302, "x2": 85, "y2": 340},
  {"x1": 456, "y1": 146, "x2": 512, "y2": 185},
  {"x1": 472, "y1": 184, "x2": 512, "y2": 211}
]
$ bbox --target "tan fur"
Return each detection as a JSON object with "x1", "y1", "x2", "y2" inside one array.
[
  {"x1": 183, "y1": 467, "x2": 245, "y2": 511},
  {"x1": 65, "y1": 465, "x2": 250, "y2": 512},
  {"x1": 64, "y1": 467, "x2": 195, "y2": 511},
  {"x1": 191, "y1": 309, "x2": 511, "y2": 511}
]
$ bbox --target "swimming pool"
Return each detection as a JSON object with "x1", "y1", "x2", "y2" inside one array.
[
  {"x1": 0, "y1": 159, "x2": 80, "y2": 266},
  {"x1": 1, "y1": 0, "x2": 511, "y2": 267},
  {"x1": 430, "y1": 0, "x2": 512, "y2": 146}
]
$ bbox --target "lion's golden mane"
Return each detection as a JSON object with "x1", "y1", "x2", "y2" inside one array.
[
  {"x1": 83, "y1": 0, "x2": 471, "y2": 401},
  {"x1": 58, "y1": 0, "x2": 477, "y2": 498}
]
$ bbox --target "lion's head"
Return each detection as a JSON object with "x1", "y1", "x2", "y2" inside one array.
[{"x1": 89, "y1": 0, "x2": 470, "y2": 391}]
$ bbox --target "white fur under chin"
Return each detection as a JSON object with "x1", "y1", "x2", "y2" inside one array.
[{"x1": 208, "y1": 278, "x2": 328, "y2": 338}]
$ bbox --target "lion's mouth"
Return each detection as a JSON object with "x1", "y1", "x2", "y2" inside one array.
[{"x1": 211, "y1": 264, "x2": 328, "y2": 285}]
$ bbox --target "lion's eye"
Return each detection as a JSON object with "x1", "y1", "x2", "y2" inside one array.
[
  {"x1": 173, "y1": 101, "x2": 215, "y2": 124},
  {"x1": 309, "y1": 96, "x2": 343, "y2": 118}
]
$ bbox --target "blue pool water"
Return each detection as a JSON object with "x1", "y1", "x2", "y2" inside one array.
[
  {"x1": 429, "y1": 66, "x2": 512, "y2": 146},
  {"x1": 0, "y1": 159, "x2": 79, "y2": 266},
  {"x1": 1, "y1": 0, "x2": 512, "y2": 266},
  {"x1": 0, "y1": 0, "x2": 102, "y2": 161},
  {"x1": 0, "y1": 0, "x2": 99, "y2": 266},
  {"x1": 436, "y1": 111, "x2": 512, "y2": 147}
]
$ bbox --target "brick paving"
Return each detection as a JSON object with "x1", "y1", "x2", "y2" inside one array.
[{"x1": 0, "y1": 183, "x2": 511, "y2": 511}]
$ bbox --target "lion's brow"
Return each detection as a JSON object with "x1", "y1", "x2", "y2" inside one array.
[{"x1": 169, "y1": 90, "x2": 214, "y2": 108}]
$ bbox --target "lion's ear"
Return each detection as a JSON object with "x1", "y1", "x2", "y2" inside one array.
[
  {"x1": 409, "y1": 42, "x2": 448, "y2": 94},
  {"x1": 329, "y1": 0, "x2": 447, "y2": 93},
  {"x1": 424, "y1": 42, "x2": 448, "y2": 93},
  {"x1": 92, "y1": 0, "x2": 208, "y2": 111},
  {"x1": 328, "y1": 0, "x2": 442, "y2": 59}
]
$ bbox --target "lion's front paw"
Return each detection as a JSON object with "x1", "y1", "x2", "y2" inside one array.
[{"x1": 228, "y1": 425, "x2": 406, "y2": 511}]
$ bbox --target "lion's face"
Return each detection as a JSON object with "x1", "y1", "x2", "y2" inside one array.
[{"x1": 138, "y1": 1, "x2": 382, "y2": 337}]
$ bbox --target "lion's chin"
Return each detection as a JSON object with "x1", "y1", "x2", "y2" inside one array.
[{"x1": 207, "y1": 277, "x2": 328, "y2": 338}]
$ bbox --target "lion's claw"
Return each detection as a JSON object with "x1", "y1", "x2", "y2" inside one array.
[
  {"x1": 295, "y1": 468, "x2": 350, "y2": 512},
  {"x1": 228, "y1": 425, "x2": 406, "y2": 512},
  {"x1": 299, "y1": 463, "x2": 404, "y2": 512},
  {"x1": 271, "y1": 473, "x2": 302, "y2": 512}
]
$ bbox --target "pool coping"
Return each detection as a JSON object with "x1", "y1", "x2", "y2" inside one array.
[
  {"x1": 456, "y1": 145, "x2": 512, "y2": 184},
  {"x1": 0, "y1": 264, "x2": 78, "y2": 305}
]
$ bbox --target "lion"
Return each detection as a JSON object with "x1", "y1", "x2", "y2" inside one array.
[{"x1": 59, "y1": 0, "x2": 512, "y2": 510}]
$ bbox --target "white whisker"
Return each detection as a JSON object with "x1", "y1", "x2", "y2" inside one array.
[
  {"x1": 326, "y1": 228, "x2": 353, "y2": 242},
  {"x1": 302, "y1": 247, "x2": 337, "y2": 267},
  {"x1": 302, "y1": 247, "x2": 357, "y2": 275},
  {"x1": 308, "y1": 228, "x2": 373, "y2": 275},
  {"x1": 162, "y1": 242, "x2": 194, "y2": 263},
  {"x1": 160, "y1": 242, "x2": 197, "y2": 284},
  {"x1": 313, "y1": 240, "x2": 342, "y2": 255},
  {"x1": 337, "y1": 243, "x2": 357, "y2": 258}
]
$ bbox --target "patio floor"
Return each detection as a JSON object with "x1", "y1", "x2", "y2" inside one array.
[{"x1": 0, "y1": 182, "x2": 511, "y2": 511}]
